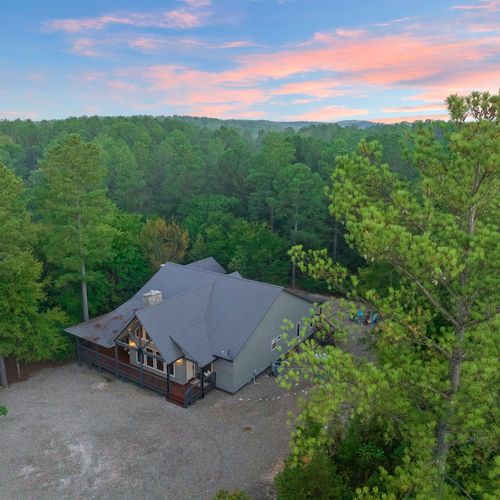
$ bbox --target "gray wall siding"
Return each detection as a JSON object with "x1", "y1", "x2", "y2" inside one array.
[
  {"x1": 229, "y1": 291, "x2": 312, "y2": 393},
  {"x1": 212, "y1": 358, "x2": 234, "y2": 392}
]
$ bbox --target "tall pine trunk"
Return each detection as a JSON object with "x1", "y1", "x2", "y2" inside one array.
[
  {"x1": 333, "y1": 219, "x2": 338, "y2": 262},
  {"x1": 0, "y1": 354, "x2": 8, "y2": 387},
  {"x1": 291, "y1": 213, "x2": 298, "y2": 288},
  {"x1": 434, "y1": 175, "x2": 478, "y2": 484},
  {"x1": 435, "y1": 329, "x2": 464, "y2": 479},
  {"x1": 81, "y1": 259, "x2": 89, "y2": 322}
]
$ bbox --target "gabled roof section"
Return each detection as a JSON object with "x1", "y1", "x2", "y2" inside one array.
[
  {"x1": 171, "y1": 322, "x2": 215, "y2": 367},
  {"x1": 135, "y1": 284, "x2": 214, "y2": 365},
  {"x1": 186, "y1": 257, "x2": 226, "y2": 274}
]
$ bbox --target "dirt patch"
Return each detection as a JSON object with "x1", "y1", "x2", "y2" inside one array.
[{"x1": 0, "y1": 362, "x2": 306, "y2": 499}]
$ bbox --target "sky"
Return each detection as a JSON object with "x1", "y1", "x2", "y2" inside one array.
[{"x1": 1, "y1": 0, "x2": 499, "y2": 123}]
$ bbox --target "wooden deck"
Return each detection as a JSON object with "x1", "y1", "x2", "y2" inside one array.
[{"x1": 76, "y1": 342, "x2": 215, "y2": 407}]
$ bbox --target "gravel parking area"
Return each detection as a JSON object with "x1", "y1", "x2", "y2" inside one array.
[{"x1": 0, "y1": 362, "x2": 308, "y2": 500}]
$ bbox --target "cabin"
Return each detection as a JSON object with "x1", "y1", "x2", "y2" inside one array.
[{"x1": 66, "y1": 258, "x2": 314, "y2": 407}]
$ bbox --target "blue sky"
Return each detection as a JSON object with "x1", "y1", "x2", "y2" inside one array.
[{"x1": 1, "y1": 0, "x2": 499, "y2": 122}]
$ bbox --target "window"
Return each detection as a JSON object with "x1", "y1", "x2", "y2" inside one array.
[
  {"x1": 134, "y1": 326, "x2": 150, "y2": 341},
  {"x1": 136, "y1": 348, "x2": 167, "y2": 374},
  {"x1": 296, "y1": 322, "x2": 301, "y2": 337},
  {"x1": 271, "y1": 338, "x2": 278, "y2": 351},
  {"x1": 168, "y1": 363, "x2": 175, "y2": 377}
]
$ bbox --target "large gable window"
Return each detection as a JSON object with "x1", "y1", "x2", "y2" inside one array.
[{"x1": 137, "y1": 347, "x2": 167, "y2": 374}]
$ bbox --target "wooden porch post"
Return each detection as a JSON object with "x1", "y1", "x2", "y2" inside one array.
[
  {"x1": 95, "y1": 343, "x2": 100, "y2": 370},
  {"x1": 201, "y1": 368, "x2": 205, "y2": 398},
  {"x1": 166, "y1": 367, "x2": 170, "y2": 399},
  {"x1": 139, "y1": 349, "x2": 144, "y2": 388},
  {"x1": 114, "y1": 345, "x2": 118, "y2": 378}
]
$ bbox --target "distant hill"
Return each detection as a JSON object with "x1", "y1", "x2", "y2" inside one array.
[
  {"x1": 336, "y1": 120, "x2": 378, "y2": 129},
  {"x1": 174, "y1": 116, "x2": 378, "y2": 136}
]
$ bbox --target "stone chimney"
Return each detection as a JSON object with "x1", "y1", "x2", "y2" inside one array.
[{"x1": 143, "y1": 290, "x2": 162, "y2": 307}]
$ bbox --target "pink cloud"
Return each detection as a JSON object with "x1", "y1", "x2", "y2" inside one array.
[
  {"x1": 467, "y1": 22, "x2": 500, "y2": 32},
  {"x1": 209, "y1": 40, "x2": 257, "y2": 49},
  {"x1": 408, "y1": 69, "x2": 500, "y2": 102},
  {"x1": 106, "y1": 80, "x2": 138, "y2": 92},
  {"x1": 335, "y1": 29, "x2": 367, "y2": 37},
  {"x1": 189, "y1": 104, "x2": 265, "y2": 119},
  {"x1": 129, "y1": 37, "x2": 161, "y2": 51},
  {"x1": 71, "y1": 38, "x2": 101, "y2": 57},
  {"x1": 0, "y1": 110, "x2": 39, "y2": 119},
  {"x1": 210, "y1": 33, "x2": 498, "y2": 89},
  {"x1": 375, "y1": 113, "x2": 448, "y2": 124},
  {"x1": 452, "y1": 0, "x2": 500, "y2": 11},
  {"x1": 373, "y1": 16, "x2": 416, "y2": 27},
  {"x1": 382, "y1": 103, "x2": 446, "y2": 113},
  {"x1": 271, "y1": 80, "x2": 348, "y2": 98},
  {"x1": 45, "y1": 8, "x2": 208, "y2": 33},
  {"x1": 286, "y1": 105, "x2": 369, "y2": 122},
  {"x1": 182, "y1": 0, "x2": 212, "y2": 6}
]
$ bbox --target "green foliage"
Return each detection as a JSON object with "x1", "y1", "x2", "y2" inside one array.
[
  {"x1": 283, "y1": 91, "x2": 500, "y2": 497},
  {"x1": 276, "y1": 417, "x2": 405, "y2": 499},
  {"x1": 141, "y1": 217, "x2": 189, "y2": 271},
  {"x1": 212, "y1": 489, "x2": 250, "y2": 500},
  {"x1": 273, "y1": 162, "x2": 328, "y2": 247},
  {"x1": 92, "y1": 213, "x2": 151, "y2": 315},
  {"x1": 33, "y1": 133, "x2": 116, "y2": 320},
  {"x1": 0, "y1": 405, "x2": 8, "y2": 416},
  {"x1": 276, "y1": 452, "x2": 345, "y2": 500},
  {"x1": 97, "y1": 135, "x2": 145, "y2": 212},
  {"x1": 0, "y1": 163, "x2": 69, "y2": 365}
]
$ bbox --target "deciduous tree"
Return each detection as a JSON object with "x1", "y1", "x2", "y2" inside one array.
[{"x1": 141, "y1": 217, "x2": 189, "y2": 270}]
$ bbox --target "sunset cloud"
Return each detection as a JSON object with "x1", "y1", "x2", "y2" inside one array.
[
  {"x1": 286, "y1": 105, "x2": 369, "y2": 122},
  {"x1": 45, "y1": 4, "x2": 210, "y2": 33},
  {"x1": 382, "y1": 103, "x2": 447, "y2": 113},
  {"x1": 375, "y1": 113, "x2": 448, "y2": 124},
  {"x1": 451, "y1": 0, "x2": 500, "y2": 11}
]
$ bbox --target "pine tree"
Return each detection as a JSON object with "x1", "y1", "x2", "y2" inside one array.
[
  {"x1": 34, "y1": 134, "x2": 116, "y2": 322},
  {"x1": 283, "y1": 91, "x2": 500, "y2": 497}
]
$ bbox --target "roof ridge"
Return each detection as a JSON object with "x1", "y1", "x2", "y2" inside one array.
[
  {"x1": 137, "y1": 281, "x2": 215, "y2": 312},
  {"x1": 165, "y1": 261, "x2": 284, "y2": 291}
]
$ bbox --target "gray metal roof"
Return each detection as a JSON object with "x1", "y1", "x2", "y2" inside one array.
[
  {"x1": 66, "y1": 257, "x2": 291, "y2": 366},
  {"x1": 185, "y1": 256, "x2": 226, "y2": 274}
]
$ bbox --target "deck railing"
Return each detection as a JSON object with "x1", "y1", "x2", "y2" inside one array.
[
  {"x1": 184, "y1": 372, "x2": 217, "y2": 407},
  {"x1": 77, "y1": 342, "x2": 216, "y2": 407}
]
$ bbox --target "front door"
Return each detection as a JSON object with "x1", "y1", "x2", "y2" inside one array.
[{"x1": 186, "y1": 360, "x2": 198, "y2": 381}]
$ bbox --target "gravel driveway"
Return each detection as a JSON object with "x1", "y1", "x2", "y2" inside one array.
[{"x1": 0, "y1": 362, "x2": 307, "y2": 500}]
